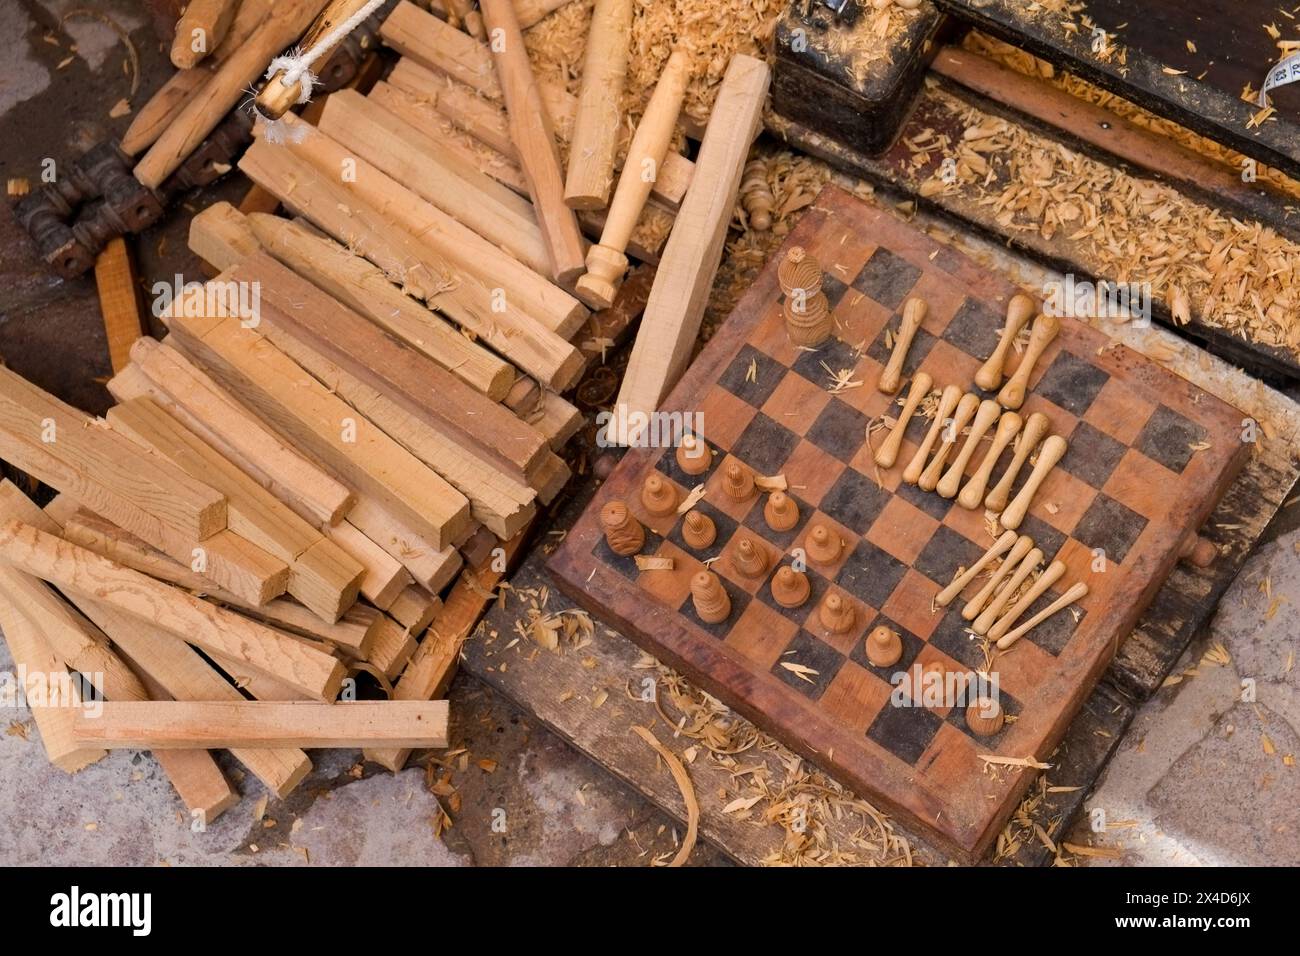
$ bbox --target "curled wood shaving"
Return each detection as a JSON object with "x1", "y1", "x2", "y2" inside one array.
[
  {"x1": 754, "y1": 473, "x2": 788, "y2": 492},
  {"x1": 634, "y1": 554, "x2": 675, "y2": 571},
  {"x1": 631, "y1": 725, "x2": 698, "y2": 867},
  {"x1": 676, "y1": 483, "x2": 708, "y2": 515}
]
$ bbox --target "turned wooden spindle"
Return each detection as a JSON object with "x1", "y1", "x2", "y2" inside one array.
[
  {"x1": 691, "y1": 570, "x2": 731, "y2": 623},
  {"x1": 564, "y1": 0, "x2": 634, "y2": 209},
  {"x1": 997, "y1": 313, "x2": 1060, "y2": 410},
  {"x1": 965, "y1": 697, "x2": 1005, "y2": 737},
  {"x1": 975, "y1": 294, "x2": 1035, "y2": 391},
  {"x1": 641, "y1": 473, "x2": 679, "y2": 517},
  {"x1": 920, "y1": 393, "x2": 979, "y2": 493},
  {"x1": 963, "y1": 534, "x2": 1033, "y2": 621},
  {"x1": 865, "y1": 625, "x2": 902, "y2": 667},
  {"x1": 999, "y1": 434, "x2": 1068, "y2": 531},
  {"x1": 777, "y1": 247, "x2": 823, "y2": 297},
  {"x1": 740, "y1": 158, "x2": 775, "y2": 230},
  {"x1": 771, "y1": 566, "x2": 810, "y2": 608},
  {"x1": 997, "y1": 581, "x2": 1089, "y2": 650},
  {"x1": 878, "y1": 297, "x2": 927, "y2": 395},
  {"x1": 935, "y1": 530, "x2": 1018, "y2": 607},
  {"x1": 600, "y1": 500, "x2": 644, "y2": 556},
  {"x1": 903, "y1": 385, "x2": 961, "y2": 486},
  {"x1": 973, "y1": 546, "x2": 1042, "y2": 635},
  {"x1": 874, "y1": 371, "x2": 932, "y2": 468},
  {"x1": 937, "y1": 399, "x2": 1001, "y2": 499},
  {"x1": 984, "y1": 412, "x2": 1050, "y2": 512},
  {"x1": 987, "y1": 559, "x2": 1066, "y2": 642},
  {"x1": 958, "y1": 412, "x2": 1022, "y2": 510},
  {"x1": 575, "y1": 50, "x2": 691, "y2": 307}
]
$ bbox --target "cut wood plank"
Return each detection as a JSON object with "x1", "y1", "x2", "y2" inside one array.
[
  {"x1": 73, "y1": 700, "x2": 450, "y2": 750},
  {"x1": 386, "y1": 585, "x2": 439, "y2": 634},
  {"x1": 150, "y1": 748, "x2": 239, "y2": 822},
  {"x1": 347, "y1": 496, "x2": 464, "y2": 591},
  {"x1": 613, "y1": 56, "x2": 769, "y2": 444},
  {"x1": 0, "y1": 520, "x2": 346, "y2": 702},
  {"x1": 93, "y1": 238, "x2": 145, "y2": 373},
  {"x1": 165, "y1": 304, "x2": 472, "y2": 550},
  {"x1": 327, "y1": 519, "x2": 412, "y2": 608},
  {"x1": 564, "y1": 0, "x2": 632, "y2": 209},
  {"x1": 367, "y1": 615, "x2": 418, "y2": 680}
]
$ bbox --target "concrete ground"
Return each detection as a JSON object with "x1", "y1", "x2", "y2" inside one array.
[{"x1": 0, "y1": 0, "x2": 1295, "y2": 867}]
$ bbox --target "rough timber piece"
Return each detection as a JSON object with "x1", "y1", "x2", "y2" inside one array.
[
  {"x1": 170, "y1": 0, "x2": 239, "y2": 68},
  {"x1": 387, "y1": 586, "x2": 440, "y2": 634},
  {"x1": 874, "y1": 371, "x2": 932, "y2": 468},
  {"x1": 975, "y1": 293, "x2": 1035, "y2": 392},
  {"x1": 93, "y1": 238, "x2": 144, "y2": 374},
  {"x1": 935, "y1": 529, "x2": 1018, "y2": 607},
  {"x1": 999, "y1": 434, "x2": 1068, "y2": 531},
  {"x1": 997, "y1": 313, "x2": 1060, "y2": 411},
  {"x1": 123, "y1": 338, "x2": 354, "y2": 528},
  {"x1": 564, "y1": 0, "x2": 633, "y2": 209},
  {"x1": 107, "y1": 397, "x2": 364, "y2": 621},
  {"x1": 327, "y1": 520, "x2": 412, "y2": 608},
  {"x1": 984, "y1": 411, "x2": 1050, "y2": 513},
  {"x1": 238, "y1": 138, "x2": 584, "y2": 390},
  {"x1": 937, "y1": 398, "x2": 1001, "y2": 499},
  {"x1": 958, "y1": 412, "x2": 1021, "y2": 510},
  {"x1": 477, "y1": 0, "x2": 586, "y2": 282},
  {"x1": 613, "y1": 56, "x2": 769, "y2": 446},
  {"x1": 73, "y1": 700, "x2": 451, "y2": 750},
  {"x1": 133, "y1": 0, "x2": 327, "y2": 187},
  {"x1": 903, "y1": 383, "x2": 960, "y2": 485},
  {"x1": 166, "y1": 307, "x2": 471, "y2": 550},
  {"x1": 367, "y1": 615, "x2": 419, "y2": 680},
  {"x1": 347, "y1": 497, "x2": 464, "y2": 593},
  {"x1": 877, "y1": 297, "x2": 926, "y2": 395},
  {"x1": 576, "y1": 50, "x2": 691, "y2": 309},
  {"x1": 151, "y1": 748, "x2": 239, "y2": 823},
  {"x1": 0, "y1": 520, "x2": 346, "y2": 702}
]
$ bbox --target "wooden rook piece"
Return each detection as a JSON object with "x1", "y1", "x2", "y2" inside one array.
[
  {"x1": 958, "y1": 411, "x2": 1021, "y2": 510},
  {"x1": 996, "y1": 581, "x2": 1089, "y2": 650},
  {"x1": 973, "y1": 546, "x2": 1042, "y2": 635},
  {"x1": 920, "y1": 392, "x2": 979, "y2": 493},
  {"x1": 963, "y1": 534, "x2": 1034, "y2": 621},
  {"x1": 818, "y1": 592, "x2": 854, "y2": 634},
  {"x1": 937, "y1": 398, "x2": 1001, "y2": 499},
  {"x1": 874, "y1": 371, "x2": 932, "y2": 468},
  {"x1": 564, "y1": 0, "x2": 633, "y2": 209},
  {"x1": 997, "y1": 313, "x2": 1060, "y2": 410},
  {"x1": 988, "y1": 559, "x2": 1066, "y2": 642},
  {"x1": 985, "y1": 411, "x2": 1050, "y2": 512},
  {"x1": 865, "y1": 625, "x2": 902, "y2": 668},
  {"x1": 723, "y1": 460, "x2": 757, "y2": 502},
  {"x1": 764, "y1": 491, "x2": 799, "y2": 532},
  {"x1": 771, "y1": 566, "x2": 810, "y2": 608},
  {"x1": 600, "y1": 501, "x2": 644, "y2": 555},
  {"x1": 682, "y1": 510, "x2": 716, "y2": 550},
  {"x1": 641, "y1": 474, "x2": 679, "y2": 517},
  {"x1": 965, "y1": 697, "x2": 1005, "y2": 737},
  {"x1": 878, "y1": 297, "x2": 926, "y2": 395},
  {"x1": 935, "y1": 529, "x2": 1018, "y2": 607},
  {"x1": 675, "y1": 434, "x2": 711, "y2": 475},
  {"x1": 903, "y1": 385, "x2": 961, "y2": 486},
  {"x1": 776, "y1": 246, "x2": 822, "y2": 297},
  {"x1": 691, "y1": 570, "x2": 731, "y2": 623},
  {"x1": 782, "y1": 288, "x2": 833, "y2": 348},
  {"x1": 805, "y1": 523, "x2": 842, "y2": 565},
  {"x1": 732, "y1": 536, "x2": 768, "y2": 578},
  {"x1": 999, "y1": 434, "x2": 1068, "y2": 531},
  {"x1": 974, "y1": 294, "x2": 1035, "y2": 391}
]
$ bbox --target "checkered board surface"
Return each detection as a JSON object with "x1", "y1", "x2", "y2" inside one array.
[{"x1": 549, "y1": 186, "x2": 1248, "y2": 859}]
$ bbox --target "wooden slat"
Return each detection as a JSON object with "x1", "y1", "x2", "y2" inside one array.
[
  {"x1": 366, "y1": 615, "x2": 418, "y2": 680},
  {"x1": 346, "y1": 496, "x2": 464, "y2": 592},
  {"x1": 386, "y1": 586, "x2": 439, "y2": 634},
  {"x1": 327, "y1": 519, "x2": 412, "y2": 608},
  {"x1": 93, "y1": 238, "x2": 145, "y2": 373}
]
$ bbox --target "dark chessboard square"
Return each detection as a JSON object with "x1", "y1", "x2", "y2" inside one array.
[
  {"x1": 865, "y1": 321, "x2": 937, "y2": 381},
  {"x1": 1135, "y1": 404, "x2": 1208, "y2": 474},
  {"x1": 927, "y1": 613, "x2": 986, "y2": 670},
  {"x1": 741, "y1": 491, "x2": 812, "y2": 550},
  {"x1": 1019, "y1": 588, "x2": 1086, "y2": 656},
  {"x1": 594, "y1": 528, "x2": 664, "y2": 581},
  {"x1": 718, "y1": 345, "x2": 785, "y2": 408},
  {"x1": 790, "y1": 335, "x2": 862, "y2": 386},
  {"x1": 914, "y1": 525, "x2": 988, "y2": 590},
  {"x1": 1061, "y1": 420, "x2": 1127, "y2": 489},
  {"x1": 822, "y1": 273, "x2": 848, "y2": 309},
  {"x1": 941, "y1": 297, "x2": 1003, "y2": 360},
  {"x1": 895, "y1": 478, "x2": 953, "y2": 521},
  {"x1": 1072, "y1": 493, "x2": 1148, "y2": 565},
  {"x1": 730, "y1": 413, "x2": 801, "y2": 476},
  {"x1": 836, "y1": 541, "x2": 908, "y2": 610},
  {"x1": 770, "y1": 630, "x2": 845, "y2": 700},
  {"x1": 1016, "y1": 514, "x2": 1066, "y2": 563},
  {"x1": 866, "y1": 697, "x2": 945, "y2": 766},
  {"x1": 757, "y1": 559, "x2": 829, "y2": 625},
  {"x1": 806, "y1": 399, "x2": 871, "y2": 463},
  {"x1": 820, "y1": 469, "x2": 890, "y2": 534},
  {"x1": 851, "y1": 248, "x2": 921, "y2": 310},
  {"x1": 677, "y1": 575, "x2": 751, "y2": 639},
  {"x1": 667, "y1": 498, "x2": 739, "y2": 556},
  {"x1": 656, "y1": 435, "x2": 719, "y2": 486},
  {"x1": 849, "y1": 613, "x2": 925, "y2": 678},
  {"x1": 946, "y1": 689, "x2": 1021, "y2": 748},
  {"x1": 1033, "y1": 350, "x2": 1110, "y2": 417}
]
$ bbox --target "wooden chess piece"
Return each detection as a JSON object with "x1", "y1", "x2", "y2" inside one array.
[
  {"x1": 975, "y1": 294, "x2": 1035, "y2": 391},
  {"x1": 771, "y1": 566, "x2": 810, "y2": 608},
  {"x1": 996, "y1": 581, "x2": 1089, "y2": 649},
  {"x1": 935, "y1": 529, "x2": 1018, "y2": 606},
  {"x1": 999, "y1": 434, "x2": 1068, "y2": 531},
  {"x1": 641, "y1": 473, "x2": 679, "y2": 517},
  {"x1": 958, "y1": 412, "x2": 1021, "y2": 510},
  {"x1": 1178, "y1": 532, "x2": 1218, "y2": 567},
  {"x1": 919, "y1": 392, "x2": 979, "y2": 493},
  {"x1": 600, "y1": 500, "x2": 645, "y2": 556},
  {"x1": 722, "y1": 460, "x2": 756, "y2": 502},
  {"x1": 937, "y1": 398, "x2": 1001, "y2": 499},
  {"x1": 690, "y1": 570, "x2": 731, "y2": 624},
  {"x1": 675, "y1": 433, "x2": 711, "y2": 475},
  {"x1": 764, "y1": 491, "x2": 799, "y2": 532},
  {"x1": 740, "y1": 158, "x2": 774, "y2": 231},
  {"x1": 973, "y1": 546, "x2": 1042, "y2": 635},
  {"x1": 681, "y1": 509, "x2": 716, "y2": 549},
  {"x1": 865, "y1": 625, "x2": 902, "y2": 667},
  {"x1": 997, "y1": 313, "x2": 1060, "y2": 410},
  {"x1": 914, "y1": 659, "x2": 948, "y2": 702},
  {"x1": 965, "y1": 697, "x2": 1005, "y2": 737},
  {"x1": 962, "y1": 534, "x2": 1033, "y2": 621},
  {"x1": 903, "y1": 385, "x2": 961, "y2": 486},
  {"x1": 783, "y1": 289, "x2": 833, "y2": 348},
  {"x1": 984, "y1": 412, "x2": 1049, "y2": 512},
  {"x1": 878, "y1": 297, "x2": 927, "y2": 395},
  {"x1": 818, "y1": 592, "x2": 855, "y2": 634},
  {"x1": 777, "y1": 246, "x2": 823, "y2": 297},
  {"x1": 805, "y1": 523, "x2": 842, "y2": 564},
  {"x1": 987, "y1": 559, "x2": 1066, "y2": 642},
  {"x1": 874, "y1": 371, "x2": 933, "y2": 468},
  {"x1": 732, "y1": 536, "x2": 769, "y2": 578}
]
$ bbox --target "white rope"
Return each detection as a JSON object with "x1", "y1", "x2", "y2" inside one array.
[{"x1": 262, "y1": 0, "x2": 387, "y2": 106}]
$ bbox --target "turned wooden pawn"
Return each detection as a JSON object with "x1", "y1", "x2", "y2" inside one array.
[
  {"x1": 764, "y1": 491, "x2": 799, "y2": 532},
  {"x1": 732, "y1": 536, "x2": 769, "y2": 578},
  {"x1": 777, "y1": 246, "x2": 823, "y2": 297},
  {"x1": 965, "y1": 697, "x2": 1005, "y2": 737},
  {"x1": 818, "y1": 592, "x2": 855, "y2": 634},
  {"x1": 783, "y1": 289, "x2": 833, "y2": 348},
  {"x1": 641, "y1": 473, "x2": 678, "y2": 517},
  {"x1": 690, "y1": 570, "x2": 731, "y2": 624},
  {"x1": 600, "y1": 500, "x2": 644, "y2": 556},
  {"x1": 675, "y1": 433, "x2": 711, "y2": 475},
  {"x1": 771, "y1": 566, "x2": 810, "y2": 608},
  {"x1": 805, "y1": 523, "x2": 842, "y2": 564},
  {"x1": 722, "y1": 460, "x2": 756, "y2": 501},
  {"x1": 681, "y1": 509, "x2": 716, "y2": 549},
  {"x1": 865, "y1": 625, "x2": 902, "y2": 667}
]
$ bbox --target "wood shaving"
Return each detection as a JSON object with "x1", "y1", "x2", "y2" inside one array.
[
  {"x1": 632, "y1": 725, "x2": 698, "y2": 867},
  {"x1": 634, "y1": 554, "x2": 675, "y2": 571}
]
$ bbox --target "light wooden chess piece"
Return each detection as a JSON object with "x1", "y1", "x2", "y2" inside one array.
[
  {"x1": 973, "y1": 546, "x2": 1042, "y2": 635},
  {"x1": 903, "y1": 385, "x2": 961, "y2": 485},
  {"x1": 987, "y1": 559, "x2": 1066, "y2": 642},
  {"x1": 722, "y1": 460, "x2": 756, "y2": 501},
  {"x1": 641, "y1": 473, "x2": 678, "y2": 517},
  {"x1": 874, "y1": 371, "x2": 932, "y2": 468},
  {"x1": 675, "y1": 433, "x2": 711, "y2": 475},
  {"x1": 783, "y1": 289, "x2": 833, "y2": 348},
  {"x1": 740, "y1": 158, "x2": 774, "y2": 231},
  {"x1": 935, "y1": 529, "x2": 1017, "y2": 607},
  {"x1": 690, "y1": 570, "x2": 731, "y2": 624},
  {"x1": 975, "y1": 294, "x2": 1035, "y2": 391},
  {"x1": 965, "y1": 697, "x2": 1005, "y2": 737},
  {"x1": 996, "y1": 581, "x2": 1089, "y2": 649},
  {"x1": 999, "y1": 434, "x2": 1068, "y2": 531},
  {"x1": 1178, "y1": 532, "x2": 1218, "y2": 567},
  {"x1": 937, "y1": 398, "x2": 1001, "y2": 499},
  {"x1": 865, "y1": 625, "x2": 902, "y2": 667},
  {"x1": 919, "y1": 392, "x2": 979, "y2": 493},
  {"x1": 818, "y1": 592, "x2": 855, "y2": 634},
  {"x1": 771, "y1": 566, "x2": 810, "y2": 608},
  {"x1": 997, "y1": 313, "x2": 1060, "y2": 410},
  {"x1": 777, "y1": 246, "x2": 823, "y2": 297},
  {"x1": 600, "y1": 500, "x2": 644, "y2": 556},
  {"x1": 962, "y1": 534, "x2": 1033, "y2": 620},
  {"x1": 878, "y1": 297, "x2": 927, "y2": 395},
  {"x1": 681, "y1": 509, "x2": 716, "y2": 549},
  {"x1": 732, "y1": 536, "x2": 769, "y2": 578},
  {"x1": 764, "y1": 491, "x2": 799, "y2": 532},
  {"x1": 958, "y1": 412, "x2": 1021, "y2": 510},
  {"x1": 805, "y1": 523, "x2": 842, "y2": 564},
  {"x1": 984, "y1": 412, "x2": 1049, "y2": 512}
]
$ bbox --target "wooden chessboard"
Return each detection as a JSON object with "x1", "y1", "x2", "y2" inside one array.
[{"x1": 548, "y1": 185, "x2": 1249, "y2": 860}]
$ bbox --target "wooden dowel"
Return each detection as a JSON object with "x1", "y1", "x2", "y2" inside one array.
[
  {"x1": 984, "y1": 411, "x2": 1049, "y2": 512},
  {"x1": 996, "y1": 582, "x2": 1089, "y2": 650},
  {"x1": 903, "y1": 384, "x2": 960, "y2": 485},
  {"x1": 962, "y1": 533, "x2": 1033, "y2": 621},
  {"x1": 171, "y1": 0, "x2": 240, "y2": 69},
  {"x1": 999, "y1": 434, "x2": 1068, "y2": 531},
  {"x1": 920, "y1": 392, "x2": 978, "y2": 493},
  {"x1": 878, "y1": 297, "x2": 927, "y2": 395},
  {"x1": 957, "y1": 411, "x2": 1021, "y2": 510},
  {"x1": 973, "y1": 546, "x2": 1041, "y2": 635},
  {"x1": 565, "y1": 0, "x2": 633, "y2": 209},
  {"x1": 997, "y1": 313, "x2": 1060, "y2": 410},
  {"x1": 937, "y1": 398, "x2": 1000, "y2": 499},
  {"x1": 93, "y1": 237, "x2": 144, "y2": 374}
]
